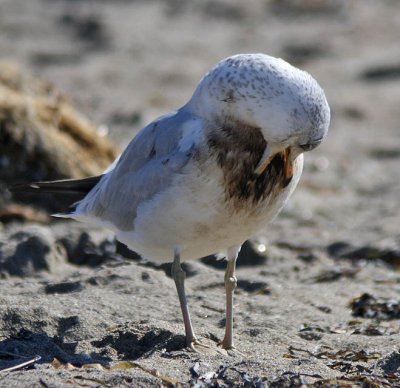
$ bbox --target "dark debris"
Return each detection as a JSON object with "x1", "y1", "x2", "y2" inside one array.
[
  {"x1": 188, "y1": 363, "x2": 267, "y2": 388},
  {"x1": 297, "y1": 252, "x2": 318, "y2": 263},
  {"x1": 330, "y1": 319, "x2": 396, "y2": 336},
  {"x1": 285, "y1": 345, "x2": 381, "y2": 363},
  {"x1": 313, "y1": 375, "x2": 395, "y2": 387},
  {"x1": 311, "y1": 266, "x2": 359, "y2": 282},
  {"x1": 44, "y1": 281, "x2": 84, "y2": 294},
  {"x1": 59, "y1": 13, "x2": 110, "y2": 50},
  {"x1": 312, "y1": 304, "x2": 332, "y2": 314},
  {"x1": 236, "y1": 279, "x2": 270, "y2": 294},
  {"x1": 327, "y1": 241, "x2": 400, "y2": 269},
  {"x1": 298, "y1": 324, "x2": 326, "y2": 341},
  {"x1": 281, "y1": 345, "x2": 395, "y2": 385},
  {"x1": 361, "y1": 64, "x2": 400, "y2": 81},
  {"x1": 200, "y1": 240, "x2": 268, "y2": 270},
  {"x1": 350, "y1": 293, "x2": 400, "y2": 320}
]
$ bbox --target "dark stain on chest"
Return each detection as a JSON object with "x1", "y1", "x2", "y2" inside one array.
[{"x1": 207, "y1": 123, "x2": 293, "y2": 207}]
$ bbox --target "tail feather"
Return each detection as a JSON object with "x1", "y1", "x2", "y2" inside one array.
[{"x1": 9, "y1": 175, "x2": 104, "y2": 195}]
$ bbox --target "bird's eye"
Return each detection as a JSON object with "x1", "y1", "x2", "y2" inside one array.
[
  {"x1": 299, "y1": 137, "x2": 323, "y2": 151},
  {"x1": 299, "y1": 143, "x2": 314, "y2": 151}
]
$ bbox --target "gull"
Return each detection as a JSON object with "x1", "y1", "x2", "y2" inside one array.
[{"x1": 11, "y1": 54, "x2": 330, "y2": 351}]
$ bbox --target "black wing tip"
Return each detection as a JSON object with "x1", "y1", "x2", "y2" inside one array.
[
  {"x1": 8, "y1": 182, "x2": 40, "y2": 193},
  {"x1": 8, "y1": 175, "x2": 104, "y2": 195}
]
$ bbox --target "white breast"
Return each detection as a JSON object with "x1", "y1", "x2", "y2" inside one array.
[{"x1": 116, "y1": 154, "x2": 303, "y2": 262}]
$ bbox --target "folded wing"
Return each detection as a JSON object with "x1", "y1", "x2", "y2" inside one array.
[{"x1": 73, "y1": 108, "x2": 204, "y2": 231}]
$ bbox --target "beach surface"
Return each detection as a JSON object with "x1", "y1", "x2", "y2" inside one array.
[{"x1": 0, "y1": 0, "x2": 400, "y2": 385}]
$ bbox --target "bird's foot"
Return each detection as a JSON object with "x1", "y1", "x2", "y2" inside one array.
[
  {"x1": 217, "y1": 332, "x2": 235, "y2": 351},
  {"x1": 187, "y1": 337, "x2": 229, "y2": 355},
  {"x1": 186, "y1": 337, "x2": 211, "y2": 353},
  {"x1": 218, "y1": 339, "x2": 244, "y2": 355},
  {"x1": 218, "y1": 338, "x2": 234, "y2": 350}
]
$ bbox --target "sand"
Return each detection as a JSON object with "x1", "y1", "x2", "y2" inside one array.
[{"x1": 0, "y1": 0, "x2": 400, "y2": 386}]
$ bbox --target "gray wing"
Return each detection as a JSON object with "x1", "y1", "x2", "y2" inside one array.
[{"x1": 75, "y1": 108, "x2": 203, "y2": 231}]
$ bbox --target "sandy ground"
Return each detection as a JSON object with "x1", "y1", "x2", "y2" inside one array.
[{"x1": 1, "y1": 0, "x2": 400, "y2": 386}]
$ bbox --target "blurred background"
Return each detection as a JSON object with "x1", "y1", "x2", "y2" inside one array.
[
  {"x1": 0, "y1": 3, "x2": 400, "y2": 383},
  {"x1": 1, "y1": 0, "x2": 399, "y2": 247},
  {"x1": 0, "y1": 0, "x2": 398, "y2": 140}
]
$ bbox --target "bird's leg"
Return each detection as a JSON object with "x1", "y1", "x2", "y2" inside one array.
[
  {"x1": 219, "y1": 245, "x2": 240, "y2": 350},
  {"x1": 171, "y1": 248, "x2": 206, "y2": 351}
]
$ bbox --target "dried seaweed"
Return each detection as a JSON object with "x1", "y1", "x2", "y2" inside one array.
[
  {"x1": 51, "y1": 358, "x2": 179, "y2": 385},
  {"x1": 0, "y1": 62, "x2": 117, "y2": 216},
  {"x1": 285, "y1": 345, "x2": 381, "y2": 362},
  {"x1": 282, "y1": 346, "x2": 390, "y2": 385},
  {"x1": 313, "y1": 375, "x2": 394, "y2": 387},
  {"x1": 329, "y1": 319, "x2": 396, "y2": 336}
]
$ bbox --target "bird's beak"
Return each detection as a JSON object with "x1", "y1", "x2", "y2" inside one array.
[
  {"x1": 254, "y1": 144, "x2": 279, "y2": 176},
  {"x1": 254, "y1": 144, "x2": 274, "y2": 175},
  {"x1": 254, "y1": 145, "x2": 293, "y2": 179},
  {"x1": 282, "y1": 147, "x2": 293, "y2": 180}
]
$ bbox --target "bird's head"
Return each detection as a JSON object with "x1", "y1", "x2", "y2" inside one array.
[{"x1": 186, "y1": 53, "x2": 330, "y2": 174}]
